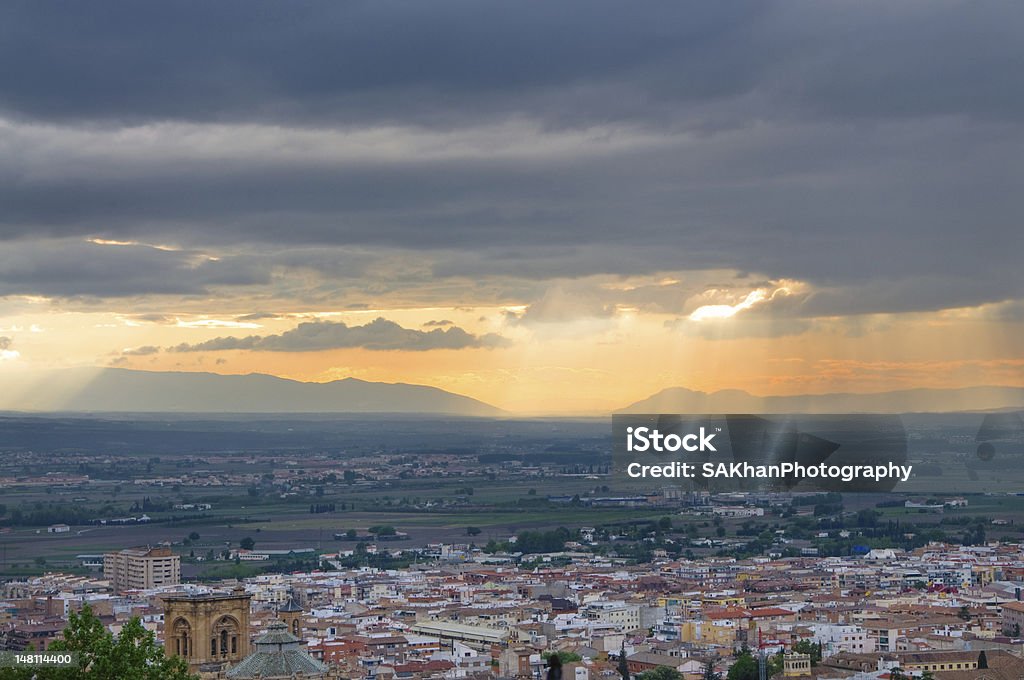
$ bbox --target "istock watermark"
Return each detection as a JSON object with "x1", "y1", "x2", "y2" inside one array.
[{"x1": 612, "y1": 412, "x2": 1024, "y2": 494}]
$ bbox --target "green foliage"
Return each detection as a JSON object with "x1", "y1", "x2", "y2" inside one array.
[
  {"x1": 543, "y1": 651, "x2": 582, "y2": 664},
  {"x1": 702, "y1": 662, "x2": 722, "y2": 680},
  {"x1": 515, "y1": 527, "x2": 571, "y2": 553},
  {"x1": 637, "y1": 667, "x2": 681, "y2": 680},
  {"x1": 724, "y1": 651, "x2": 778, "y2": 680},
  {"x1": 239, "y1": 536, "x2": 255, "y2": 550},
  {"x1": 726, "y1": 651, "x2": 763, "y2": 680},
  {"x1": 0, "y1": 603, "x2": 196, "y2": 680},
  {"x1": 792, "y1": 639, "x2": 822, "y2": 665}
]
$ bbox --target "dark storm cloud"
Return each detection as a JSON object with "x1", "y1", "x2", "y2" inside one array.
[
  {"x1": 0, "y1": 2, "x2": 766, "y2": 126},
  {"x1": 170, "y1": 318, "x2": 509, "y2": 352},
  {"x1": 0, "y1": 241, "x2": 268, "y2": 298},
  {"x1": 0, "y1": 1, "x2": 1022, "y2": 313},
  {"x1": 2, "y1": 2, "x2": 1022, "y2": 127}
]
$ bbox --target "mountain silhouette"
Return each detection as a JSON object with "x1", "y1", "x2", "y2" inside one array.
[
  {"x1": 620, "y1": 385, "x2": 1024, "y2": 414},
  {"x1": 6, "y1": 368, "x2": 502, "y2": 416}
]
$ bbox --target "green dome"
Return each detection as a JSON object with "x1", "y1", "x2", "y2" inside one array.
[{"x1": 225, "y1": 621, "x2": 328, "y2": 679}]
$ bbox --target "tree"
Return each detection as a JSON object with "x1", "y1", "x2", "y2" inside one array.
[
  {"x1": 792, "y1": 639, "x2": 822, "y2": 665},
  {"x1": 188, "y1": 532, "x2": 200, "y2": 541},
  {"x1": 957, "y1": 605, "x2": 971, "y2": 621},
  {"x1": 13, "y1": 603, "x2": 196, "y2": 680},
  {"x1": 617, "y1": 647, "x2": 630, "y2": 680},
  {"x1": 726, "y1": 652, "x2": 758, "y2": 680},
  {"x1": 466, "y1": 526, "x2": 482, "y2": 537},
  {"x1": 637, "y1": 667, "x2": 681, "y2": 680},
  {"x1": 239, "y1": 536, "x2": 255, "y2": 550},
  {"x1": 543, "y1": 651, "x2": 582, "y2": 665},
  {"x1": 702, "y1": 662, "x2": 721, "y2": 680}
]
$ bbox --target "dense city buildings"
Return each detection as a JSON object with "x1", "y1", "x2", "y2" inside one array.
[{"x1": 2, "y1": 539, "x2": 1023, "y2": 680}]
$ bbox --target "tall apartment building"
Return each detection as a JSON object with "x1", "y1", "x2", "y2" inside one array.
[{"x1": 103, "y1": 546, "x2": 180, "y2": 592}]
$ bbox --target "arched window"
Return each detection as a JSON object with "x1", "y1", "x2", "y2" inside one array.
[
  {"x1": 171, "y1": 618, "x2": 191, "y2": 658},
  {"x1": 212, "y1": 616, "x2": 241, "y2": 658}
]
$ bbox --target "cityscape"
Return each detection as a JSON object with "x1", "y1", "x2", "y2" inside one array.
[
  {"x1": 0, "y1": 415, "x2": 1023, "y2": 679},
  {"x1": 2, "y1": 2, "x2": 1024, "y2": 680}
]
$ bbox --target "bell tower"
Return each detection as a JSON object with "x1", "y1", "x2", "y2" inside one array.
[
  {"x1": 277, "y1": 595, "x2": 304, "y2": 640},
  {"x1": 163, "y1": 586, "x2": 252, "y2": 671}
]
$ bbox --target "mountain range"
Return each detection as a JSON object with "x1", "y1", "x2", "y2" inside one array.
[
  {"x1": 619, "y1": 385, "x2": 1024, "y2": 414},
  {"x1": 4, "y1": 368, "x2": 1023, "y2": 416},
  {"x1": 5, "y1": 368, "x2": 502, "y2": 416}
]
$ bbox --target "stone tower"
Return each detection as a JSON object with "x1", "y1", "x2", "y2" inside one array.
[
  {"x1": 277, "y1": 596, "x2": 304, "y2": 640},
  {"x1": 162, "y1": 586, "x2": 252, "y2": 671}
]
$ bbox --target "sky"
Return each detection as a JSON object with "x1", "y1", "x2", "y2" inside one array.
[{"x1": 1, "y1": 1, "x2": 1023, "y2": 414}]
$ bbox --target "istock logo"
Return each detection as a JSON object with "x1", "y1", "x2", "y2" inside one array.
[{"x1": 625, "y1": 426, "x2": 718, "y2": 452}]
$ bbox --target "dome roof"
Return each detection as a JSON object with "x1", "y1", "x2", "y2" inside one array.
[{"x1": 225, "y1": 622, "x2": 327, "y2": 679}]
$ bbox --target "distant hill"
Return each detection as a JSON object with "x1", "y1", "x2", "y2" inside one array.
[
  {"x1": 619, "y1": 385, "x2": 1024, "y2": 414},
  {"x1": 7, "y1": 368, "x2": 502, "y2": 416}
]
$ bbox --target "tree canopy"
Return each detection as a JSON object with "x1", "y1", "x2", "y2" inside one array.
[
  {"x1": 637, "y1": 666, "x2": 682, "y2": 680},
  {"x1": 0, "y1": 603, "x2": 195, "y2": 680}
]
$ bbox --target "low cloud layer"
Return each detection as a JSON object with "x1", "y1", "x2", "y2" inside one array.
[{"x1": 170, "y1": 318, "x2": 509, "y2": 353}]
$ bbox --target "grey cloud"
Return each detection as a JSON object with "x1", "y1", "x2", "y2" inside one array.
[
  {"x1": 0, "y1": 240, "x2": 268, "y2": 298},
  {"x1": 235, "y1": 312, "x2": 286, "y2": 322},
  {"x1": 170, "y1": 318, "x2": 510, "y2": 352},
  {"x1": 121, "y1": 345, "x2": 160, "y2": 356},
  {"x1": 0, "y1": 3, "x2": 766, "y2": 127},
  {"x1": 0, "y1": 336, "x2": 11, "y2": 350},
  {"x1": 514, "y1": 285, "x2": 618, "y2": 325},
  {"x1": 423, "y1": 319, "x2": 454, "y2": 327},
  {"x1": 128, "y1": 313, "x2": 177, "y2": 324},
  {"x1": 0, "y1": 3, "x2": 1021, "y2": 315},
  {"x1": 2, "y1": 3, "x2": 1022, "y2": 127}
]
